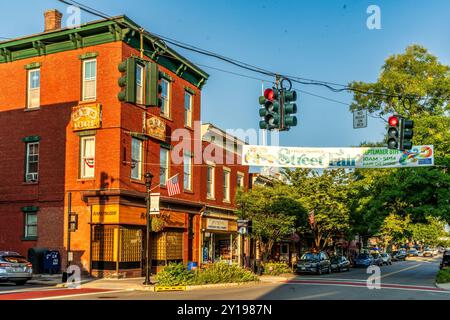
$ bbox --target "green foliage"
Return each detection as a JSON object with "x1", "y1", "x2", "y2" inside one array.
[
  {"x1": 194, "y1": 262, "x2": 259, "y2": 285},
  {"x1": 155, "y1": 263, "x2": 195, "y2": 286},
  {"x1": 262, "y1": 262, "x2": 292, "y2": 276},
  {"x1": 236, "y1": 184, "x2": 306, "y2": 260},
  {"x1": 408, "y1": 217, "x2": 446, "y2": 246},
  {"x1": 377, "y1": 213, "x2": 411, "y2": 248},
  {"x1": 436, "y1": 267, "x2": 450, "y2": 284},
  {"x1": 155, "y1": 263, "x2": 259, "y2": 286}
]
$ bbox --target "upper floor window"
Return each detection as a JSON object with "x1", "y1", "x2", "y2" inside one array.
[
  {"x1": 136, "y1": 63, "x2": 144, "y2": 105},
  {"x1": 160, "y1": 147, "x2": 170, "y2": 186},
  {"x1": 184, "y1": 92, "x2": 193, "y2": 128},
  {"x1": 131, "y1": 138, "x2": 143, "y2": 180},
  {"x1": 160, "y1": 79, "x2": 171, "y2": 118},
  {"x1": 183, "y1": 153, "x2": 192, "y2": 191},
  {"x1": 25, "y1": 142, "x2": 39, "y2": 182},
  {"x1": 223, "y1": 168, "x2": 231, "y2": 202},
  {"x1": 206, "y1": 165, "x2": 215, "y2": 199},
  {"x1": 82, "y1": 59, "x2": 97, "y2": 101},
  {"x1": 237, "y1": 172, "x2": 245, "y2": 188},
  {"x1": 80, "y1": 136, "x2": 95, "y2": 179},
  {"x1": 27, "y1": 69, "x2": 40, "y2": 109},
  {"x1": 24, "y1": 212, "x2": 38, "y2": 238}
]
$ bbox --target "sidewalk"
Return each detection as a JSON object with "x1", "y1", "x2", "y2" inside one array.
[
  {"x1": 436, "y1": 282, "x2": 450, "y2": 291},
  {"x1": 28, "y1": 274, "x2": 64, "y2": 286}
]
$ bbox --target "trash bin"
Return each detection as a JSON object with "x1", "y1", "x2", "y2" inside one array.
[
  {"x1": 27, "y1": 248, "x2": 48, "y2": 274},
  {"x1": 187, "y1": 262, "x2": 198, "y2": 271},
  {"x1": 43, "y1": 250, "x2": 61, "y2": 274}
]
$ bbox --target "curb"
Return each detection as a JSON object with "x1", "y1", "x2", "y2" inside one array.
[
  {"x1": 435, "y1": 282, "x2": 450, "y2": 291},
  {"x1": 186, "y1": 281, "x2": 260, "y2": 291}
]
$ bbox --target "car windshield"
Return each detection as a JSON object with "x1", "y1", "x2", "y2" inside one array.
[
  {"x1": 357, "y1": 254, "x2": 370, "y2": 259},
  {"x1": 330, "y1": 257, "x2": 340, "y2": 263},
  {"x1": 2, "y1": 255, "x2": 28, "y2": 263},
  {"x1": 301, "y1": 253, "x2": 319, "y2": 261}
]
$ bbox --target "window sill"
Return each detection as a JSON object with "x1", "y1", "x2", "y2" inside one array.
[
  {"x1": 160, "y1": 185, "x2": 167, "y2": 189},
  {"x1": 22, "y1": 237, "x2": 38, "y2": 241},
  {"x1": 23, "y1": 182, "x2": 39, "y2": 186},
  {"x1": 24, "y1": 107, "x2": 41, "y2": 112},
  {"x1": 160, "y1": 114, "x2": 173, "y2": 122},
  {"x1": 223, "y1": 200, "x2": 231, "y2": 204},
  {"x1": 184, "y1": 189, "x2": 194, "y2": 194},
  {"x1": 184, "y1": 126, "x2": 194, "y2": 131},
  {"x1": 207, "y1": 197, "x2": 216, "y2": 201},
  {"x1": 77, "y1": 178, "x2": 95, "y2": 182},
  {"x1": 131, "y1": 179, "x2": 145, "y2": 185},
  {"x1": 80, "y1": 99, "x2": 97, "y2": 104}
]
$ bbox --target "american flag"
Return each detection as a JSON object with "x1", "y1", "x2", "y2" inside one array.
[{"x1": 167, "y1": 174, "x2": 181, "y2": 196}]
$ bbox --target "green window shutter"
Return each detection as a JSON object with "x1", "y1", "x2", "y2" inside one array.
[
  {"x1": 118, "y1": 57, "x2": 137, "y2": 103},
  {"x1": 146, "y1": 61, "x2": 159, "y2": 106},
  {"x1": 22, "y1": 206, "x2": 39, "y2": 213}
]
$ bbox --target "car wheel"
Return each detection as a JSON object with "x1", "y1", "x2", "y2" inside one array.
[
  {"x1": 14, "y1": 280, "x2": 27, "y2": 286},
  {"x1": 317, "y1": 267, "x2": 322, "y2": 275},
  {"x1": 328, "y1": 266, "x2": 332, "y2": 274}
]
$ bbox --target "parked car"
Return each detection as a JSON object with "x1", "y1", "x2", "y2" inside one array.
[
  {"x1": 297, "y1": 251, "x2": 331, "y2": 275},
  {"x1": 371, "y1": 253, "x2": 384, "y2": 266},
  {"x1": 330, "y1": 256, "x2": 351, "y2": 272},
  {"x1": 392, "y1": 250, "x2": 407, "y2": 261},
  {"x1": 380, "y1": 253, "x2": 392, "y2": 265},
  {"x1": 407, "y1": 249, "x2": 419, "y2": 257},
  {"x1": 0, "y1": 251, "x2": 33, "y2": 285},
  {"x1": 354, "y1": 253, "x2": 374, "y2": 267},
  {"x1": 423, "y1": 247, "x2": 435, "y2": 257},
  {"x1": 440, "y1": 250, "x2": 450, "y2": 270}
]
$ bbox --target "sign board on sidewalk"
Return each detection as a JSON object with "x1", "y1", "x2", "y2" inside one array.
[
  {"x1": 150, "y1": 193, "x2": 160, "y2": 215},
  {"x1": 242, "y1": 145, "x2": 434, "y2": 169},
  {"x1": 353, "y1": 110, "x2": 367, "y2": 129}
]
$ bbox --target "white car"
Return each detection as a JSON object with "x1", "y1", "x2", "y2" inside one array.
[{"x1": 423, "y1": 248, "x2": 435, "y2": 257}]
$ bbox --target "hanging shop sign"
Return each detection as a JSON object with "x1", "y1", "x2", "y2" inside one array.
[
  {"x1": 150, "y1": 193, "x2": 160, "y2": 215},
  {"x1": 146, "y1": 115, "x2": 166, "y2": 141},
  {"x1": 206, "y1": 218, "x2": 229, "y2": 231},
  {"x1": 72, "y1": 104, "x2": 102, "y2": 131},
  {"x1": 91, "y1": 204, "x2": 146, "y2": 225},
  {"x1": 242, "y1": 145, "x2": 434, "y2": 169}
]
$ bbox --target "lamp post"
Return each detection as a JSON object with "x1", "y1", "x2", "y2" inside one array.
[{"x1": 143, "y1": 172, "x2": 154, "y2": 286}]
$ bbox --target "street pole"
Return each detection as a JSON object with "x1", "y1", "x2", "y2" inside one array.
[
  {"x1": 143, "y1": 172, "x2": 154, "y2": 286},
  {"x1": 67, "y1": 192, "x2": 72, "y2": 268}
]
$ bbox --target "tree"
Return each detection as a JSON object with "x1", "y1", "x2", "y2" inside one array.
[
  {"x1": 408, "y1": 217, "x2": 446, "y2": 247},
  {"x1": 235, "y1": 184, "x2": 306, "y2": 262},
  {"x1": 377, "y1": 213, "x2": 411, "y2": 251},
  {"x1": 285, "y1": 169, "x2": 351, "y2": 250}
]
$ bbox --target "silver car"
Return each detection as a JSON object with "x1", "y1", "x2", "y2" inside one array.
[
  {"x1": 380, "y1": 253, "x2": 392, "y2": 265},
  {"x1": 0, "y1": 251, "x2": 33, "y2": 285}
]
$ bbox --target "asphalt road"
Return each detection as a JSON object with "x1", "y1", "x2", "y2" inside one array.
[{"x1": 0, "y1": 256, "x2": 448, "y2": 300}]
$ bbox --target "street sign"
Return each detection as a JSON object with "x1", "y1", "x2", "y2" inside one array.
[
  {"x1": 353, "y1": 110, "x2": 367, "y2": 129},
  {"x1": 150, "y1": 193, "x2": 160, "y2": 215},
  {"x1": 237, "y1": 220, "x2": 249, "y2": 228}
]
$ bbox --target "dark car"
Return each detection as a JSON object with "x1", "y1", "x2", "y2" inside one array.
[
  {"x1": 0, "y1": 251, "x2": 33, "y2": 285},
  {"x1": 354, "y1": 253, "x2": 374, "y2": 268},
  {"x1": 407, "y1": 249, "x2": 419, "y2": 257},
  {"x1": 330, "y1": 256, "x2": 350, "y2": 272},
  {"x1": 440, "y1": 250, "x2": 450, "y2": 270},
  {"x1": 371, "y1": 253, "x2": 384, "y2": 266},
  {"x1": 297, "y1": 251, "x2": 331, "y2": 275},
  {"x1": 392, "y1": 250, "x2": 407, "y2": 261}
]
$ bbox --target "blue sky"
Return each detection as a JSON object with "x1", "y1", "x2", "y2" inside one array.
[{"x1": 1, "y1": 0, "x2": 449, "y2": 148}]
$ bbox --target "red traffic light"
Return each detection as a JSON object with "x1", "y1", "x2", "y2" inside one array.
[
  {"x1": 388, "y1": 116, "x2": 399, "y2": 127},
  {"x1": 264, "y1": 88, "x2": 275, "y2": 101}
]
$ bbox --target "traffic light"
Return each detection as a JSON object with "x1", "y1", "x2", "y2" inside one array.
[
  {"x1": 400, "y1": 119, "x2": 414, "y2": 150},
  {"x1": 118, "y1": 57, "x2": 137, "y2": 103},
  {"x1": 259, "y1": 88, "x2": 280, "y2": 130},
  {"x1": 387, "y1": 115, "x2": 400, "y2": 149},
  {"x1": 281, "y1": 89, "x2": 298, "y2": 130}
]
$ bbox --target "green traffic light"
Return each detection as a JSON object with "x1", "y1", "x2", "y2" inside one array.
[
  {"x1": 284, "y1": 116, "x2": 297, "y2": 127},
  {"x1": 284, "y1": 103, "x2": 297, "y2": 114},
  {"x1": 284, "y1": 90, "x2": 297, "y2": 102}
]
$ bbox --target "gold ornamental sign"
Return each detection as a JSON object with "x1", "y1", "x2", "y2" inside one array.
[
  {"x1": 146, "y1": 115, "x2": 166, "y2": 141},
  {"x1": 72, "y1": 104, "x2": 102, "y2": 131}
]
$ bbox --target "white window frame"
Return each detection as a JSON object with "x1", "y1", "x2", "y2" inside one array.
[
  {"x1": 24, "y1": 212, "x2": 38, "y2": 238},
  {"x1": 223, "y1": 168, "x2": 231, "y2": 202},
  {"x1": 82, "y1": 59, "x2": 97, "y2": 101},
  {"x1": 183, "y1": 153, "x2": 192, "y2": 191},
  {"x1": 25, "y1": 142, "x2": 39, "y2": 182},
  {"x1": 136, "y1": 63, "x2": 144, "y2": 105},
  {"x1": 160, "y1": 79, "x2": 171, "y2": 118},
  {"x1": 206, "y1": 163, "x2": 215, "y2": 200},
  {"x1": 237, "y1": 172, "x2": 245, "y2": 188},
  {"x1": 160, "y1": 147, "x2": 170, "y2": 186},
  {"x1": 131, "y1": 138, "x2": 143, "y2": 180},
  {"x1": 27, "y1": 68, "x2": 40, "y2": 109},
  {"x1": 80, "y1": 136, "x2": 96, "y2": 179},
  {"x1": 184, "y1": 92, "x2": 193, "y2": 128}
]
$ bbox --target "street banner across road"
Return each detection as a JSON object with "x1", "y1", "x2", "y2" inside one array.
[{"x1": 242, "y1": 145, "x2": 434, "y2": 169}]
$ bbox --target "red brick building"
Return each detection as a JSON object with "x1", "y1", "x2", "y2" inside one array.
[{"x1": 0, "y1": 10, "x2": 247, "y2": 277}]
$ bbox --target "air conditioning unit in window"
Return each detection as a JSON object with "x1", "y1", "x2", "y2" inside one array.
[{"x1": 26, "y1": 173, "x2": 39, "y2": 182}]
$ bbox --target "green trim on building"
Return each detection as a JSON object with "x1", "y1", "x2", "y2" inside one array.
[
  {"x1": 160, "y1": 71, "x2": 173, "y2": 82},
  {"x1": 79, "y1": 52, "x2": 99, "y2": 60},
  {"x1": 131, "y1": 132, "x2": 149, "y2": 140},
  {"x1": 22, "y1": 136, "x2": 41, "y2": 143},
  {"x1": 76, "y1": 130, "x2": 97, "y2": 137},
  {"x1": 21, "y1": 206, "x2": 39, "y2": 213},
  {"x1": 160, "y1": 142, "x2": 172, "y2": 150},
  {"x1": 24, "y1": 62, "x2": 41, "y2": 70},
  {"x1": 184, "y1": 86, "x2": 196, "y2": 95},
  {"x1": 0, "y1": 15, "x2": 209, "y2": 89}
]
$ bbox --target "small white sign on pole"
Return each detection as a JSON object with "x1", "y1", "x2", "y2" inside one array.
[
  {"x1": 353, "y1": 110, "x2": 368, "y2": 129},
  {"x1": 150, "y1": 193, "x2": 160, "y2": 215}
]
